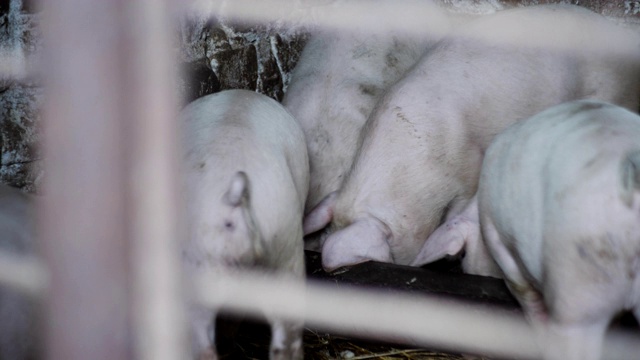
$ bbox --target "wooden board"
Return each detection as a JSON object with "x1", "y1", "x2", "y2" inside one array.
[{"x1": 305, "y1": 251, "x2": 518, "y2": 310}]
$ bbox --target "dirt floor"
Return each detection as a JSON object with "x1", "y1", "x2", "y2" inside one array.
[
  {"x1": 214, "y1": 251, "x2": 511, "y2": 359},
  {"x1": 214, "y1": 251, "x2": 640, "y2": 359},
  {"x1": 215, "y1": 315, "x2": 479, "y2": 360}
]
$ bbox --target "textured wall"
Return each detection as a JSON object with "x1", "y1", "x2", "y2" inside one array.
[
  {"x1": 0, "y1": 0, "x2": 639, "y2": 192},
  {"x1": 178, "y1": 18, "x2": 307, "y2": 104},
  {"x1": 0, "y1": 0, "x2": 41, "y2": 192}
]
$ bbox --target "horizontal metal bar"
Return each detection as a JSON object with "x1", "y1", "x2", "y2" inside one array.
[{"x1": 191, "y1": 268, "x2": 640, "y2": 360}]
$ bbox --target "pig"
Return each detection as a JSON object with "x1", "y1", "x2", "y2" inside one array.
[
  {"x1": 302, "y1": 4, "x2": 640, "y2": 272},
  {"x1": 282, "y1": 0, "x2": 451, "y2": 232},
  {"x1": 0, "y1": 184, "x2": 38, "y2": 360},
  {"x1": 181, "y1": 89, "x2": 309, "y2": 360},
  {"x1": 477, "y1": 100, "x2": 640, "y2": 360},
  {"x1": 411, "y1": 194, "x2": 501, "y2": 276}
]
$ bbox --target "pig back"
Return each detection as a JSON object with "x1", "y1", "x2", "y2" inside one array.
[
  {"x1": 339, "y1": 3, "x2": 640, "y2": 252},
  {"x1": 282, "y1": 0, "x2": 451, "y2": 212},
  {"x1": 479, "y1": 100, "x2": 640, "y2": 284}
]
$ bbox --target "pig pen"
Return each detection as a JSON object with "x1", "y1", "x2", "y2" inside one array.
[
  {"x1": 156, "y1": 1, "x2": 640, "y2": 357},
  {"x1": 207, "y1": 250, "x2": 639, "y2": 360},
  {"x1": 0, "y1": 0, "x2": 640, "y2": 359},
  {"x1": 212, "y1": 250, "x2": 516, "y2": 360}
]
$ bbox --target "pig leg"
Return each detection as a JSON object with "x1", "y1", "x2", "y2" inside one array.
[
  {"x1": 269, "y1": 319, "x2": 304, "y2": 360},
  {"x1": 462, "y1": 225, "x2": 501, "y2": 278},
  {"x1": 542, "y1": 287, "x2": 611, "y2": 360},
  {"x1": 543, "y1": 321, "x2": 607, "y2": 360},
  {"x1": 190, "y1": 306, "x2": 218, "y2": 360},
  {"x1": 268, "y1": 249, "x2": 305, "y2": 360},
  {"x1": 456, "y1": 197, "x2": 501, "y2": 277},
  {"x1": 541, "y1": 249, "x2": 623, "y2": 360},
  {"x1": 481, "y1": 214, "x2": 547, "y2": 323}
]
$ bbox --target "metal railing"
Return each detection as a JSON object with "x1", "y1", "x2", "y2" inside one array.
[{"x1": 0, "y1": 1, "x2": 638, "y2": 359}]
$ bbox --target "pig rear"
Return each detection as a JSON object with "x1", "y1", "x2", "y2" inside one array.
[
  {"x1": 478, "y1": 100, "x2": 640, "y2": 360},
  {"x1": 181, "y1": 89, "x2": 309, "y2": 360}
]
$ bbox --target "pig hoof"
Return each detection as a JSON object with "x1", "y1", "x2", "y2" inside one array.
[
  {"x1": 269, "y1": 345, "x2": 303, "y2": 360},
  {"x1": 198, "y1": 347, "x2": 218, "y2": 360}
]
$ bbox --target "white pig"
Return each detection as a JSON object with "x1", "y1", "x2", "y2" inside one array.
[
  {"x1": 303, "y1": 4, "x2": 640, "y2": 272},
  {"x1": 282, "y1": 0, "x2": 451, "y2": 220},
  {"x1": 0, "y1": 184, "x2": 38, "y2": 360},
  {"x1": 477, "y1": 100, "x2": 640, "y2": 360},
  {"x1": 181, "y1": 90, "x2": 309, "y2": 360}
]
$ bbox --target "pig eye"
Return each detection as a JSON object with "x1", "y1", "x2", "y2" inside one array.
[{"x1": 224, "y1": 220, "x2": 235, "y2": 231}]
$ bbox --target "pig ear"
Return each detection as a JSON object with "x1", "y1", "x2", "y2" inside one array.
[
  {"x1": 224, "y1": 171, "x2": 250, "y2": 207},
  {"x1": 411, "y1": 221, "x2": 466, "y2": 267},
  {"x1": 303, "y1": 192, "x2": 338, "y2": 235},
  {"x1": 321, "y1": 218, "x2": 392, "y2": 271}
]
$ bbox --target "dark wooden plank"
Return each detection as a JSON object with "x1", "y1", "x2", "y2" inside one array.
[{"x1": 305, "y1": 250, "x2": 519, "y2": 310}]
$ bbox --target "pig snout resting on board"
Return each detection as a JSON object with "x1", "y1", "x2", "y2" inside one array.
[
  {"x1": 477, "y1": 100, "x2": 640, "y2": 360},
  {"x1": 0, "y1": 185, "x2": 38, "y2": 360},
  {"x1": 181, "y1": 90, "x2": 309, "y2": 360},
  {"x1": 303, "y1": 4, "x2": 640, "y2": 272},
  {"x1": 282, "y1": 0, "x2": 451, "y2": 231}
]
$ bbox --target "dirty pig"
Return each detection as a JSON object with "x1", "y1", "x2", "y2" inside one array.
[
  {"x1": 303, "y1": 4, "x2": 640, "y2": 272},
  {"x1": 282, "y1": 0, "x2": 451, "y2": 251},
  {"x1": 478, "y1": 100, "x2": 640, "y2": 360},
  {"x1": 181, "y1": 90, "x2": 309, "y2": 360}
]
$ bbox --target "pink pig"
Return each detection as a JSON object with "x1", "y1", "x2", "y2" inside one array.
[
  {"x1": 282, "y1": 0, "x2": 451, "y2": 221},
  {"x1": 478, "y1": 100, "x2": 640, "y2": 360},
  {"x1": 181, "y1": 90, "x2": 309, "y2": 360},
  {"x1": 304, "y1": 4, "x2": 640, "y2": 272}
]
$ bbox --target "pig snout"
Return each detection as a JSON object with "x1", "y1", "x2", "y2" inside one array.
[
  {"x1": 411, "y1": 196, "x2": 501, "y2": 277},
  {"x1": 303, "y1": 191, "x2": 338, "y2": 236},
  {"x1": 321, "y1": 217, "x2": 393, "y2": 271},
  {"x1": 303, "y1": 191, "x2": 395, "y2": 271}
]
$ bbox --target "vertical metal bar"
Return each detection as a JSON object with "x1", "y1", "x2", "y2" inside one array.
[
  {"x1": 126, "y1": 1, "x2": 189, "y2": 359},
  {"x1": 39, "y1": 1, "x2": 131, "y2": 359}
]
